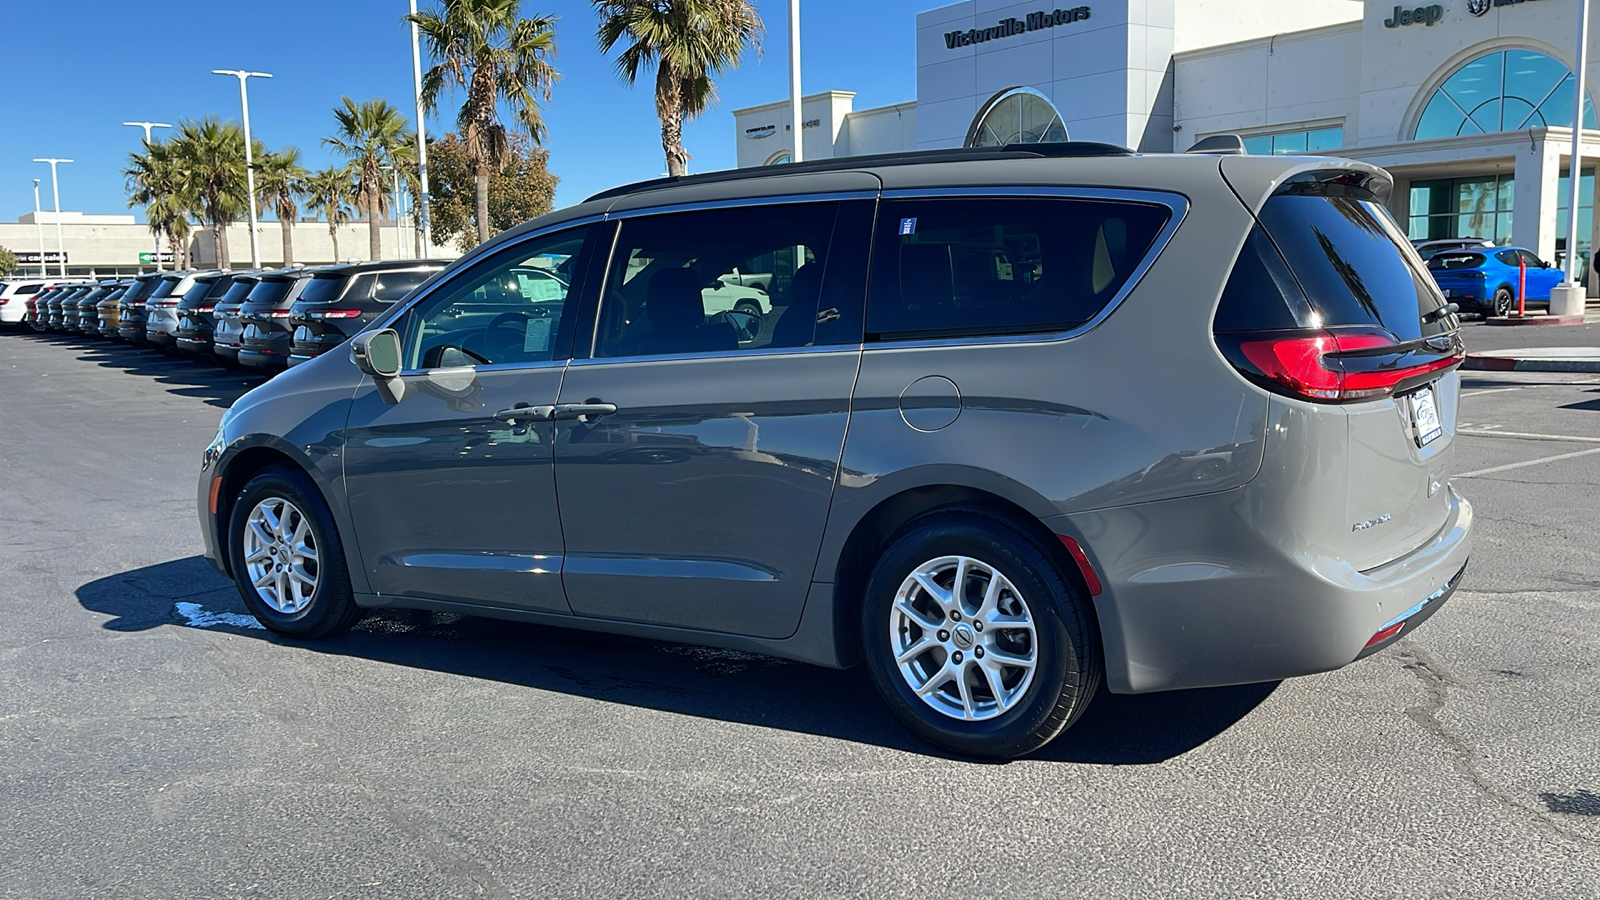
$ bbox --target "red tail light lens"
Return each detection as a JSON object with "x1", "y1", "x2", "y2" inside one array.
[
  {"x1": 1365, "y1": 620, "x2": 1406, "y2": 647},
  {"x1": 1223, "y1": 329, "x2": 1462, "y2": 403}
]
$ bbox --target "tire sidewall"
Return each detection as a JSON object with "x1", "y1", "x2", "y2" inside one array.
[
  {"x1": 860, "y1": 516, "x2": 1085, "y2": 757},
  {"x1": 1492, "y1": 286, "x2": 1514, "y2": 317},
  {"x1": 227, "y1": 467, "x2": 350, "y2": 637}
]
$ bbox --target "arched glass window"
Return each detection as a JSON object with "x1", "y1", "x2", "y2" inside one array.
[
  {"x1": 764, "y1": 150, "x2": 791, "y2": 166},
  {"x1": 1415, "y1": 49, "x2": 1597, "y2": 140},
  {"x1": 965, "y1": 87, "x2": 1069, "y2": 148}
]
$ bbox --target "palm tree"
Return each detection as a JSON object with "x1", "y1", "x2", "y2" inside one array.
[
  {"x1": 324, "y1": 97, "x2": 415, "y2": 261},
  {"x1": 169, "y1": 117, "x2": 250, "y2": 268},
  {"x1": 124, "y1": 138, "x2": 195, "y2": 267},
  {"x1": 255, "y1": 147, "x2": 310, "y2": 267},
  {"x1": 594, "y1": 0, "x2": 761, "y2": 177},
  {"x1": 408, "y1": 0, "x2": 559, "y2": 244},
  {"x1": 304, "y1": 166, "x2": 356, "y2": 262}
]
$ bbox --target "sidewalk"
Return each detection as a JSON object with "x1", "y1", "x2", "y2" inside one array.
[{"x1": 1464, "y1": 346, "x2": 1600, "y2": 373}]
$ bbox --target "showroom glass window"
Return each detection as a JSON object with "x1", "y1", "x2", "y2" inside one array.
[
  {"x1": 1415, "y1": 49, "x2": 1598, "y2": 139},
  {"x1": 1241, "y1": 126, "x2": 1343, "y2": 155},
  {"x1": 966, "y1": 88, "x2": 1069, "y2": 147},
  {"x1": 865, "y1": 197, "x2": 1170, "y2": 340}
]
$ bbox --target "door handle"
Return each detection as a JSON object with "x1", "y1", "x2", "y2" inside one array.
[
  {"x1": 552, "y1": 402, "x2": 618, "y2": 422},
  {"x1": 493, "y1": 404, "x2": 554, "y2": 424}
]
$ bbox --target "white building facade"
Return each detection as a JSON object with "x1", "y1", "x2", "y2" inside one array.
[{"x1": 732, "y1": 0, "x2": 1599, "y2": 289}]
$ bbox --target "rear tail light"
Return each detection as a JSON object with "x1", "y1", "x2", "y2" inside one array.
[
  {"x1": 1365, "y1": 620, "x2": 1406, "y2": 647},
  {"x1": 1218, "y1": 328, "x2": 1463, "y2": 403},
  {"x1": 264, "y1": 310, "x2": 292, "y2": 318},
  {"x1": 306, "y1": 309, "x2": 362, "y2": 319}
]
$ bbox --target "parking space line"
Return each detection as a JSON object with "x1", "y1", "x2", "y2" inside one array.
[
  {"x1": 1460, "y1": 387, "x2": 1523, "y2": 397},
  {"x1": 1458, "y1": 429, "x2": 1600, "y2": 444},
  {"x1": 1456, "y1": 446, "x2": 1600, "y2": 478}
]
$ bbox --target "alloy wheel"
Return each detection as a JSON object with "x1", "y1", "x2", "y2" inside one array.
[
  {"x1": 889, "y1": 554, "x2": 1038, "y2": 721},
  {"x1": 242, "y1": 496, "x2": 320, "y2": 614}
]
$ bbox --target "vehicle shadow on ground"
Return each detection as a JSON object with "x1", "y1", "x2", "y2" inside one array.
[
  {"x1": 21, "y1": 333, "x2": 264, "y2": 408},
  {"x1": 78, "y1": 556, "x2": 1278, "y2": 765}
]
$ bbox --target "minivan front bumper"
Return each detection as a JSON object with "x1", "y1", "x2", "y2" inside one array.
[{"x1": 1050, "y1": 485, "x2": 1472, "y2": 694}]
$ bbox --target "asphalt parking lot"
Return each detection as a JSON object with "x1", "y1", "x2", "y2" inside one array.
[{"x1": 2, "y1": 325, "x2": 1598, "y2": 899}]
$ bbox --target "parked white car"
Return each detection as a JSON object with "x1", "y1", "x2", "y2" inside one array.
[{"x1": 0, "y1": 278, "x2": 66, "y2": 325}]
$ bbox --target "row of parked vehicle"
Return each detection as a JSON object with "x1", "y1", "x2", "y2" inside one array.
[{"x1": 1, "y1": 259, "x2": 447, "y2": 370}]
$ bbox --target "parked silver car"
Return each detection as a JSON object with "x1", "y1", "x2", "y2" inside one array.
[{"x1": 199, "y1": 144, "x2": 1471, "y2": 758}]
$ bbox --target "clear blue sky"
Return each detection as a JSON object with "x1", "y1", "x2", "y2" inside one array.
[{"x1": 0, "y1": 0, "x2": 924, "y2": 225}]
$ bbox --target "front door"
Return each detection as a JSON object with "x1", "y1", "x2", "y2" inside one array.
[
  {"x1": 343, "y1": 225, "x2": 596, "y2": 614},
  {"x1": 553, "y1": 199, "x2": 872, "y2": 639}
]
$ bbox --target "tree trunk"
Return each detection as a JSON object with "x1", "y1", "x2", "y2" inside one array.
[
  {"x1": 368, "y1": 190, "x2": 383, "y2": 262},
  {"x1": 475, "y1": 169, "x2": 491, "y2": 244},
  {"x1": 280, "y1": 219, "x2": 294, "y2": 267},
  {"x1": 330, "y1": 226, "x2": 340, "y2": 263},
  {"x1": 656, "y1": 68, "x2": 688, "y2": 177},
  {"x1": 215, "y1": 221, "x2": 230, "y2": 270}
]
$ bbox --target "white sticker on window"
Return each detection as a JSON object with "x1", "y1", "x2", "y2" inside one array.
[{"x1": 523, "y1": 317, "x2": 553, "y2": 353}]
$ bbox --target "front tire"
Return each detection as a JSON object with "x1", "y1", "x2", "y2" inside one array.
[
  {"x1": 859, "y1": 511, "x2": 1101, "y2": 759},
  {"x1": 227, "y1": 466, "x2": 361, "y2": 638}
]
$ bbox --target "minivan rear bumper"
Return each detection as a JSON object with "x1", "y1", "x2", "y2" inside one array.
[{"x1": 1050, "y1": 484, "x2": 1472, "y2": 694}]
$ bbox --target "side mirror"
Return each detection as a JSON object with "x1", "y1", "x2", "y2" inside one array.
[{"x1": 350, "y1": 328, "x2": 406, "y2": 405}]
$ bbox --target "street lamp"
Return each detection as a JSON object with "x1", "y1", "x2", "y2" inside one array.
[
  {"x1": 789, "y1": 0, "x2": 802, "y2": 163},
  {"x1": 32, "y1": 179, "x2": 47, "y2": 278},
  {"x1": 380, "y1": 164, "x2": 405, "y2": 260},
  {"x1": 212, "y1": 69, "x2": 272, "y2": 269},
  {"x1": 123, "y1": 121, "x2": 172, "y2": 270},
  {"x1": 32, "y1": 158, "x2": 71, "y2": 278},
  {"x1": 1559, "y1": 0, "x2": 1591, "y2": 303},
  {"x1": 409, "y1": 0, "x2": 432, "y2": 258}
]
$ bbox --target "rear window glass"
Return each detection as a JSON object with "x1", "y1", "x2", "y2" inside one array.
[
  {"x1": 148, "y1": 276, "x2": 184, "y2": 300},
  {"x1": 371, "y1": 270, "x2": 435, "y2": 302},
  {"x1": 125, "y1": 278, "x2": 164, "y2": 303},
  {"x1": 297, "y1": 274, "x2": 350, "y2": 304},
  {"x1": 180, "y1": 278, "x2": 218, "y2": 304},
  {"x1": 866, "y1": 197, "x2": 1170, "y2": 340},
  {"x1": 217, "y1": 278, "x2": 257, "y2": 306},
  {"x1": 204, "y1": 277, "x2": 235, "y2": 301},
  {"x1": 1429, "y1": 253, "x2": 1485, "y2": 270},
  {"x1": 1255, "y1": 194, "x2": 1451, "y2": 340},
  {"x1": 1214, "y1": 227, "x2": 1312, "y2": 332},
  {"x1": 245, "y1": 278, "x2": 294, "y2": 306}
]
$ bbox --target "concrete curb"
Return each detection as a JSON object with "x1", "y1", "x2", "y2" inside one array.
[
  {"x1": 1484, "y1": 314, "x2": 1587, "y2": 327},
  {"x1": 1465, "y1": 349, "x2": 1600, "y2": 373}
]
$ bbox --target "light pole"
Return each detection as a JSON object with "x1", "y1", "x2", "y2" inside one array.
[
  {"x1": 788, "y1": 0, "x2": 803, "y2": 163},
  {"x1": 409, "y1": 0, "x2": 433, "y2": 258},
  {"x1": 123, "y1": 121, "x2": 172, "y2": 270},
  {"x1": 33, "y1": 158, "x2": 71, "y2": 278},
  {"x1": 213, "y1": 69, "x2": 271, "y2": 269},
  {"x1": 1550, "y1": 0, "x2": 1592, "y2": 316},
  {"x1": 32, "y1": 179, "x2": 47, "y2": 278}
]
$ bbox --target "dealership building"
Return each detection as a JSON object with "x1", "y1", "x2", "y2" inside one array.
[{"x1": 733, "y1": 0, "x2": 1599, "y2": 291}]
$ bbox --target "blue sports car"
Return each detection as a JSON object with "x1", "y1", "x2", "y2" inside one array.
[{"x1": 1427, "y1": 246, "x2": 1565, "y2": 317}]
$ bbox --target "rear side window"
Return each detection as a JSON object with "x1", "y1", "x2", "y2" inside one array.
[
  {"x1": 866, "y1": 197, "x2": 1170, "y2": 341},
  {"x1": 1254, "y1": 194, "x2": 1451, "y2": 340},
  {"x1": 17, "y1": 283, "x2": 43, "y2": 295},
  {"x1": 371, "y1": 270, "x2": 436, "y2": 302},
  {"x1": 1494, "y1": 250, "x2": 1520, "y2": 266}
]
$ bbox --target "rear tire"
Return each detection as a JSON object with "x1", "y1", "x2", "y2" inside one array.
[
  {"x1": 859, "y1": 510, "x2": 1101, "y2": 759},
  {"x1": 227, "y1": 466, "x2": 361, "y2": 639},
  {"x1": 1491, "y1": 286, "x2": 1515, "y2": 317}
]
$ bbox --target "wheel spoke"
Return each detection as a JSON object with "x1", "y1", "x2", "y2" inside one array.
[
  {"x1": 915, "y1": 663, "x2": 952, "y2": 697},
  {"x1": 893, "y1": 597, "x2": 943, "y2": 632},
  {"x1": 260, "y1": 503, "x2": 282, "y2": 537},
  {"x1": 952, "y1": 557, "x2": 970, "y2": 609},
  {"x1": 979, "y1": 658, "x2": 1011, "y2": 711},
  {"x1": 985, "y1": 612, "x2": 1035, "y2": 633},
  {"x1": 985, "y1": 647, "x2": 1035, "y2": 671},
  {"x1": 244, "y1": 546, "x2": 271, "y2": 564},
  {"x1": 252, "y1": 568, "x2": 276, "y2": 589},
  {"x1": 911, "y1": 571, "x2": 952, "y2": 610},
  {"x1": 248, "y1": 519, "x2": 274, "y2": 547},
  {"x1": 292, "y1": 542, "x2": 317, "y2": 564},
  {"x1": 955, "y1": 665, "x2": 976, "y2": 719},
  {"x1": 895, "y1": 636, "x2": 937, "y2": 665},
  {"x1": 290, "y1": 516, "x2": 309, "y2": 547},
  {"x1": 978, "y1": 570, "x2": 1004, "y2": 618}
]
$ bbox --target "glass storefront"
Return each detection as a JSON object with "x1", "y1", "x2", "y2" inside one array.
[
  {"x1": 1556, "y1": 171, "x2": 1595, "y2": 281},
  {"x1": 1408, "y1": 174, "x2": 1514, "y2": 244}
]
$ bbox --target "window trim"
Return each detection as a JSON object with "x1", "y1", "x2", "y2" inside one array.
[{"x1": 863, "y1": 186, "x2": 1189, "y2": 351}]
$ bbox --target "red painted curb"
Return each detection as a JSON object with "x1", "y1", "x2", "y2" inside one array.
[{"x1": 1462, "y1": 356, "x2": 1518, "y2": 371}]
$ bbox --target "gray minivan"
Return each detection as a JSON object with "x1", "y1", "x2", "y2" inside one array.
[{"x1": 199, "y1": 144, "x2": 1471, "y2": 758}]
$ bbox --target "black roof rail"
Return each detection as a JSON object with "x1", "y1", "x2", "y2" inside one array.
[{"x1": 584, "y1": 141, "x2": 1136, "y2": 203}]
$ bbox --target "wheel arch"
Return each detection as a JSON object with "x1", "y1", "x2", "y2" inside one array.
[
  {"x1": 823, "y1": 479, "x2": 1100, "y2": 668},
  {"x1": 213, "y1": 438, "x2": 339, "y2": 581}
]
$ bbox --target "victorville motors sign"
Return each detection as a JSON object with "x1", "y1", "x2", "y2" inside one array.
[{"x1": 944, "y1": 6, "x2": 1092, "y2": 50}]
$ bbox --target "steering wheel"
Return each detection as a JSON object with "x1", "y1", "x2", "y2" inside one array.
[{"x1": 481, "y1": 311, "x2": 533, "y2": 361}]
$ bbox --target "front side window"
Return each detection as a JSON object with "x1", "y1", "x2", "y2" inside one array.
[
  {"x1": 398, "y1": 227, "x2": 589, "y2": 370},
  {"x1": 592, "y1": 203, "x2": 840, "y2": 358},
  {"x1": 866, "y1": 197, "x2": 1171, "y2": 341}
]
